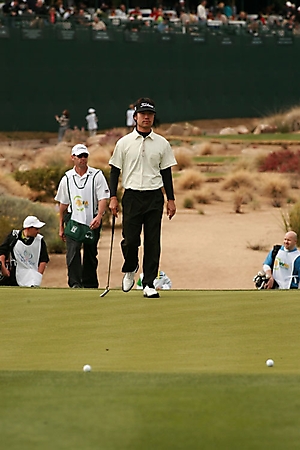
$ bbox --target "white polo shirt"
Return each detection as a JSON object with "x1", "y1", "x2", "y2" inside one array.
[
  {"x1": 55, "y1": 166, "x2": 110, "y2": 218},
  {"x1": 109, "y1": 129, "x2": 177, "y2": 191}
]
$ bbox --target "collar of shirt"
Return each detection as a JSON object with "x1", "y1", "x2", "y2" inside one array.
[
  {"x1": 132, "y1": 128, "x2": 154, "y2": 140},
  {"x1": 71, "y1": 166, "x2": 90, "y2": 178}
]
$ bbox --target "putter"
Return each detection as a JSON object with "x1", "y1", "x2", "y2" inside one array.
[{"x1": 100, "y1": 214, "x2": 116, "y2": 297}]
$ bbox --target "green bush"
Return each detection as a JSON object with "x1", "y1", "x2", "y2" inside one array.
[
  {"x1": 183, "y1": 197, "x2": 194, "y2": 209},
  {"x1": 14, "y1": 166, "x2": 69, "y2": 201},
  {"x1": 0, "y1": 195, "x2": 65, "y2": 253}
]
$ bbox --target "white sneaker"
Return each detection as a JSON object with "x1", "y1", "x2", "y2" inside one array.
[
  {"x1": 122, "y1": 270, "x2": 136, "y2": 292},
  {"x1": 143, "y1": 285, "x2": 160, "y2": 298}
]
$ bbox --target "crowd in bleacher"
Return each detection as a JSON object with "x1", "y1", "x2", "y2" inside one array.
[{"x1": 1, "y1": 0, "x2": 300, "y2": 35}]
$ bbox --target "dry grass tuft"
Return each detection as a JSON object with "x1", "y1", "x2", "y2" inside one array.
[
  {"x1": 32, "y1": 144, "x2": 72, "y2": 168},
  {"x1": 260, "y1": 173, "x2": 290, "y2": 207},
  {"x1": 0, "y1": 173, "x2": 35, "y2": 198},
  {"x1": 88, "y1": 145, "x2": 113, "y2": 169},
  {"x1": 176, "y1": 169, "x2": 206, "y2": 190},
  {"x1": 232, "y1": 188, "x2": 256, "y2": 213},
  {"x1": 193, "y1": 187, "x2": 217, "y2": 204},
  {"x1": 173, "y1": 147, "x2": 193, "y2": 171},
  {"x1": 222, "y1": 169, "x2": 257, "y2": 191},
  {"x1": 198, "y1": 142, "x2": 214, "y2": 155}
]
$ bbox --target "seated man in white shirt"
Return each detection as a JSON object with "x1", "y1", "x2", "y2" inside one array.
[
  {"x1": 255, "y1": 231, "x2": 300, "y2": 289},
  {"x1": 0, "y1": 215, "x2": 49, "y2": 287}
]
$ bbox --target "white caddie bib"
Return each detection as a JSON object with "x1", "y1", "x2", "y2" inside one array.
[
  {"x1": 65, "y1": 168, "x2": 99, "y2": 225},
  {"x1": 273, "y1": 248, "x2": 300, "y2": 289},
  {"x1": 14, "y1": 235, "x2": 43, "y2": 287}
]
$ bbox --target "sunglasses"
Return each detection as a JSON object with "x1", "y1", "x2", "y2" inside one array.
[{"x1": 76, "y1": 153, "x2": 89, "y2": 158}]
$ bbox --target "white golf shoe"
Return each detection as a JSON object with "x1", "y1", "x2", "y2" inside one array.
[
  {"x1": 122, "y1": 269, "x2": 137, "y2": 292},
  {"x1": 143, "y1": 285, "x2": 160, "y2": 298}
]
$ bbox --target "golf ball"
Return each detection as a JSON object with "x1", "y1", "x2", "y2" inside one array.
[
  {"x1": 83, "y1": 364, "x2": 92, "y2": 372},
  {"x1": 266, "y1": 359, "x2": 274, "y2": 367}
]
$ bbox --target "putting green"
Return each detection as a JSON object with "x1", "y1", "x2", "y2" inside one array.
[{"x1": 1, "y1": 288, "x2": 300, "y2": 450}]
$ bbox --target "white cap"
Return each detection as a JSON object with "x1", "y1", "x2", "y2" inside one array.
[
  {"x1": 71, "y1": 143, "x2": 90, "y2": 156},
  {"x1": 23, "y1": 215, "x2": 45, "y2": 229},
  {"x1": 88, "y1": 108, "x2": 95, "y2": 113}
]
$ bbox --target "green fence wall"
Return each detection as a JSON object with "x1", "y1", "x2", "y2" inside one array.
[{"x1": 1, "y1": 27, "x2": 300, "y2": 131}]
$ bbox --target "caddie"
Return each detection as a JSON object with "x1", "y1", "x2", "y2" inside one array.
[
  {"x1": 262, "y1": 231, "x2": 300, "y2": 289},
  {"x1": 55, "y1": 144, "x2": 110, "y2": 288},
  {"x1": 0, "y1": 215, "x2": 49, "y2": 287}
]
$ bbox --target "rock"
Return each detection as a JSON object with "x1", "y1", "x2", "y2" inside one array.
[
  {"x1": 253, "y1": 124, "x2": 277, "y2": 134},
  {"x1": 236, "y1": 125, "x2": 250, "y2": 134},
  {"x1": 219, "y1": 127, "x2": 236, "y2": 135}
]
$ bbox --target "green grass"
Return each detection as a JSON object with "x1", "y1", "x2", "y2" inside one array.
[
  {"x1": 193, "y1": 155, "x2": 239, "y2": 164},
  {"x1": 1, "y1": 288, "x2": 300, "y2": 450}
]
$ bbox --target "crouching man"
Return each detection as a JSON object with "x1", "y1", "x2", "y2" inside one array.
[
  {"x1": 0, "y1": 215, "x2": 49, "y2": 287},
  {"x1": 262, "y1": 231, "x2": 300, "y2": 289}
]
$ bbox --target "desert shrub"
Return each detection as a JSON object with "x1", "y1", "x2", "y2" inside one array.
[
  {"x1": 232, "y1": 188, "x2": 256, "y2": 213},
  {"x1": 261, "y1": 173, "x2": 290, "y2": 207},
  {"x1": 193, "y1": 187, "x2": 214, "y2": 204},
  {"x1": 222, "y1": 170, "x2": 256, "y2": 191},
  {"x1": 176, "y1": 169, "x2": 205, "y2": 190},
  {"x1": 183, "y1": 197, "x2": 194, "y2": 209},
  {"x1": 259, "y1": 149, "x2": 300, "y2": 173},
  {"x1": 88, "y1": 146, "x2": 112, "y2": 169},
  {"x1": 199, "y1": 142, "x2": 213, "y2": 155},
  {"x1": 14, "y1": 165, "x2": 69, "y2": 201},
  {"x1": 0, "y1": 195, "x2": 64, "y2": 253},
  {"x1": 173, "y1": 147, "x2": 193, "y2": 171},
  {"x1": 282, "y1": 202, "x2": 300, "y2": 245},
  {"x1": 0, "y1": 173, "x2": 35, "y2": 198}
]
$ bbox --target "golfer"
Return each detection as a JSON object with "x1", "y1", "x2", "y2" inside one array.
[
  {"x1": 109, "y1": 97, "x2": 177, "y2": 298},
  {"x1": 0, "y1": 215, "x2": 49, "y2": 287}
]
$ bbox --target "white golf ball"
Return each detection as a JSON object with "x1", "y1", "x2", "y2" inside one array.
[
  {"x1": 266, "y1": 359, "x2": 274, "y2": 367},
  {"x1": 83, "y1": 364, "x2": 92, "y2": 372}
]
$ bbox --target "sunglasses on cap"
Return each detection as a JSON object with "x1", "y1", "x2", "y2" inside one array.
[{"x1": 76, "y1": 153, "x2": 89, "y2": 158}]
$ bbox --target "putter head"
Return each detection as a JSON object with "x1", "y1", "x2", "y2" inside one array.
[{"x1": 100, "y1": 288, "x2": 109, "y2": 297}]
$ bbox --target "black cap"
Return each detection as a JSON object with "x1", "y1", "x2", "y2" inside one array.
[{"x1": 134, "y1": 100, "x2": 156, "y2": 114}]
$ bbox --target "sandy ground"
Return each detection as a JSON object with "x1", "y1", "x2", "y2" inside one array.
[{"x1": 42, "y1": 203, "x2": 285, "y2": 291}]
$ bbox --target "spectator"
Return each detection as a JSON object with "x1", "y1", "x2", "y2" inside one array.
[
  {"x1": 154, "y1": 6, "x2": 164, "y2": 22},
  {"x1": 74, "y1": 7, "x2": 89, "y2": 25},
  {"x1": 108, "y1": 97, "x2": 177, "y2": 299},
  {"x1": 31, "y1": 0, "x2": 48, "y2": 28},
  {"x1": 115, "y1": 4, "x2": 127, "y2": 18},
  {"x1": 54, "y1": 144, "x2": 110, "y2": 288},
  {"x1": 261, "y1": 231, "x2": 300, "y2": 289},
  {"x1": 55, "y1": 109, "x2": 70, "y2": 143},
  {"x1": 197, "y1": 0, "x2": 207, "y2": 22},
  {"x1": 157, "y1": 14, "x2": 170, "y2": 32},
  {"x1": 223, "y1": 2, "x2": 233, "y2": 18},
  {"x1": 55, "y1": 0, "x2": 65, "y2": 19},
  {"x1": 2, "y1": 0, "x2": 21, "y2": 17},
  {"x1": 0, "y1": 215, "x2": 49, "y2": 287},
  {"x1": 91, "y1": 15, "x2": 106, "y2": 30},
  {"x1": 129, "y1": 5, "x2": 142, "y2": 19},
  {"x1": 48, "y1": 6, "x2": 58, "y2": 24},
  {"x1": 85, "y1": 108, "x2": 98, "y2": 136},
  {"x1": 126, "y1": 104, "x2": 135, "y2": 130},
  {"x1": 175, "y1": 0, "x2": 185, "y2": 18}
]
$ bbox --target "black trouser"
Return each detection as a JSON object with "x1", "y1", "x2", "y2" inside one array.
[
  {"x1": 66, "y1": 226, "x2": 100, "y2": 288},
  {"x1": 121, "y1": 189, "x2": 164, "y2": 289}
]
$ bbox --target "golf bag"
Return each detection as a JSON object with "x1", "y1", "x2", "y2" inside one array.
[{"x1": 253, "y1": 244, "x2": 281, "y2": 289}]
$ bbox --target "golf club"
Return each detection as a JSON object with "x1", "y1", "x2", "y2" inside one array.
[{"x1": 100, "y1": 214, "x2": 116, "y2": 297}]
